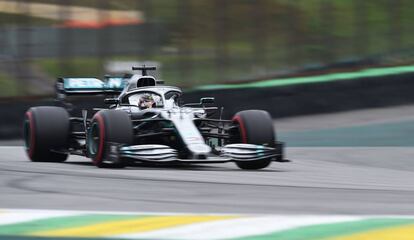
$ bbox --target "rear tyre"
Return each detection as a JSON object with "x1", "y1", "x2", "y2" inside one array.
[
  {"x1": 88, "y1": 110, "x2": 133, "y2": 168},
  {"x1": 232, "y1": 110, "x2": 275, "y2": 170},
  {"x1": 23, "y1": 107, "x2": 70, "y2": 162}
]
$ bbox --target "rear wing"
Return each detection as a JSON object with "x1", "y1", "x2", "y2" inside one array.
[{"x1": 56, "y1": 77, "x2": 127, "y2": 96}]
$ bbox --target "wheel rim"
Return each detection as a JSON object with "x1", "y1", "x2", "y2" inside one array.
[
  {"x1": 88, "y1": 122, "x2": 100, "y2": 156},
  {"x1": 23, "y1": 118, "x2": 31, "y2": 151},
  {"x1": 231, "y1": 116, "x2": 246, "y2": 143},
  {"x1": 24, "y1": 112, "x2": 36, "y2": 158}
]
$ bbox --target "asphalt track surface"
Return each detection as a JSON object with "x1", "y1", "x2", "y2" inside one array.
[{"x1": 1, "y1": 105, "x2": 414, "y2": 215}]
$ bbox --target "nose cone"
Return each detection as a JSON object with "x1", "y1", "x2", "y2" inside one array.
[{"x1": 188, "y1": 143, "x2": 211, "y2": 156}]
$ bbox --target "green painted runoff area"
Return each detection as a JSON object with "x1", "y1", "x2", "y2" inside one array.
[
  {"x1": 195, "y1": 65, "x2": 414, "y2": 91},
  {"x1": 0, "y1": 214, "x2": 147, "y2": 235},
  {"x1": 0, "y1": 237, "x2": 105, "y2": 240},
  {"x1": 236, "y1": 218, "x2": 414, "y2": 240},
  {"x1": 0, "y1": 218, "x2": 413, "y2": 240}
]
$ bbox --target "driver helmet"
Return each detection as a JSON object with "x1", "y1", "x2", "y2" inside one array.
[{"x1": 139, "y1": 94, "x2": 155, "y2": 109}]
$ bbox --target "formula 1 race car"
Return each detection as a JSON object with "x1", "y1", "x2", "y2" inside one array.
[{"x1": 24, "y1": 66, "x2": 285, "y2": 169}]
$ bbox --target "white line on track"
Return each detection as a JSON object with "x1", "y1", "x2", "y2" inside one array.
[{"x1": 0, "y1": 210, "x2": 79, "y2": 225}]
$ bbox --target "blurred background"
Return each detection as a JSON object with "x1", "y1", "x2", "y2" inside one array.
[
  {"x1": 1, "y1": 0, "x2": 414, "y2": 138},
  {"x1": 2, "y1": 2, "x2": 414, "y2": 232},
  {"x1": 0, "y1": 0, "x2": 413, "y2": 97}
]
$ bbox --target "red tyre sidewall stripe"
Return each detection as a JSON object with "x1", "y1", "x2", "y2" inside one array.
[
  {"x1": 232, "y1": 115, "x2": 247, "y2": 143},
  {"x1": 93, "y1": 114, "x2": 105, "y2": 165},
  {"x1": 26, "y1": 111, "x2": 35, "y2": 158}
]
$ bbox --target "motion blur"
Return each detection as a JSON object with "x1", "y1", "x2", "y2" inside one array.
[
  {"x1": 1, "y1": 1, "x2": 414, "y2": 240},
  {"x1": 0, "y1": 0, "x2": 412, "y2": 96}
]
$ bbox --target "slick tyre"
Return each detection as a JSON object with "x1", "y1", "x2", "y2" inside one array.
[
  {"x1": 88, "y1": 110, "x2": 133, "y2": 168},
  {"x1": 24, "y1": 107, "x2": 70, "y2": 162},
  {"x1": 232, "y1": 110, "x2": 275, "y2": 170}
]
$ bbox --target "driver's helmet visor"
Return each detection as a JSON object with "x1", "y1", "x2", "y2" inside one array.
[
  {"x1": 127, "y1": 93, "x2": 162, "y2": 107},
  {"x1": 141, "y1": 95, "x2": 154, "y2": 103}
]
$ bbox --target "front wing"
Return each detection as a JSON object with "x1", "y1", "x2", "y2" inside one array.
[{"x1": 104, "y1": 142, "x2": 285, "y2": 164}]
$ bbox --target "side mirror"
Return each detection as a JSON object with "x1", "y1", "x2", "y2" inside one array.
[
  {"x1": 104, "y1": 98, "x2": 119, "y2": 105},
  {"x1": 200, "y1": 97, "x2": 215, "y2": 105}
]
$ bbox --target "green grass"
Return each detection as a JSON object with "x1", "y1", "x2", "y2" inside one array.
[
  {"x1": 24, "y1": 0, "x2": 142, "y2": 10},
  {"x1": 2, "y1": 0, "x2": 414, "y2": 95},
  {"x1": 37, "y1": 58, "x2": 103, "y2": 79},
  {"x1": 0, "y1": 73, "x2": 20, "y2": 97},
  {"x1": 6, "y1": 0, "x2": 414, "y2": 59},
  {"x1": 34, "y1": 55, "x2": 255, "y2": 88},
  {"x1": 0, "y1": 13, "x2": 58, "y2": 26}
]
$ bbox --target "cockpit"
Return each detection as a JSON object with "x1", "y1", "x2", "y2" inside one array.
[
  {"x1": 117, "y1": 66, "x2": 183, "y2": 111},
  {"x1": 164, "y1": 90, "x2": 181, "y2": 108},
  {"x1": 121, "y1": 89, "x2": 182, "y2": 110},
  {"x1": 126, "y1": 92, "x2": 163, "y2": 110}
]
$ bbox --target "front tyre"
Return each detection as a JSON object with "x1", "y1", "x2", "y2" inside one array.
[
  {"x1": 88, "y1": 110, "x2": 133, "y2": 168},
  {"x1": 23, "y1": 107, "x2": 70, "y2": 162},
  {"x1": 232, "y1": 110, "x2": 275, "y2": 170}
]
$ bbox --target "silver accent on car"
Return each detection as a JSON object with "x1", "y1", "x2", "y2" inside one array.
[
  {"x1": 221, "y1": 144, "x2": 278, "y2": 161},
  {"x1": 119, "y1": 144, "x2": 178, "y2": 161}
]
